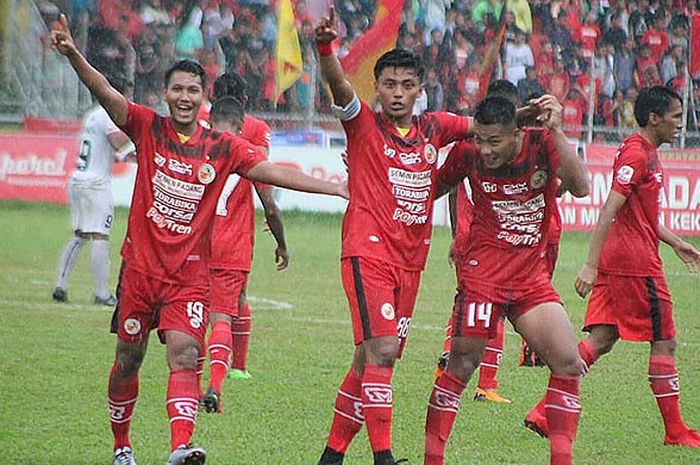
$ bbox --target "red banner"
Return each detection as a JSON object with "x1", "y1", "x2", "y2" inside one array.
[
  {"x1": 691, "y1": 14, "x2": 700, "y2": 78},
  {"x1": 559, "y1": 145, "x2": 700, "y2": 236}
]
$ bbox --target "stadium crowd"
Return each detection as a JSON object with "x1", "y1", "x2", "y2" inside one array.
[{"x1": 38, "y1": 0, "x2": 700, "y2": 129}]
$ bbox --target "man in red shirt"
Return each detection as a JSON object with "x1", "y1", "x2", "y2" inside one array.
[
  {"x1": 424, "y1": 95, "x2": 590, "y2": 465},
  {"x1": 52, "y1": 15, "x2": 346, "y2": 465},
  {"x1": 641, "y1": 12, "x2": 670, "y2": 63},
  {"x1": 314, "y1": 9, "x2": 473, "y2": 465},
  {"x1": 525, "y1": 85, "x2": 700, "y2": 448},
  {"x1": 201, "y1": 77, "x2": 287, "y2": 413}
]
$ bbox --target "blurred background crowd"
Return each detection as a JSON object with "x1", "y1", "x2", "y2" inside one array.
[{"x1": 28, "y1": 0, "x2": 700, "y2": 136}]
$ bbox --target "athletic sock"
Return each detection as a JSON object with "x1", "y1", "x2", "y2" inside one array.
[
  {"x1": 425, "y1": 371, "x2": 466, "y2": 465},
  {"x1": 231, "y1": 303, "x2": 251, "y2": 371},
  {"x1": 327, "y1": 368, "x2": 364, "y2": 453},
  {"x1": 477, "y1": 319, "x2": 504, "y2": 390},
  {"x1": 55, "y1": 236, "x2": 86, "y2": 289},
  {"x1": 545, "y1": 375, "x2": 581, "y2": 465},
  {"x1": 207, "y1": 320, "x2": 232, "y2": 393},
  {"x1": 108, "y1": 362, "x2": 138, "y2": 451},
  {"x1": 90, "y1": 239, "x2": 111, "y2": 299},
  {"x1": 166, "y1": 369, "x2": 199, "y2": 451},
  {"x1": 195, "y1": 343, "x2": 206, "y2": 399},
  {"x1": 578, "y1": 339, "x2": 599, "y2": 376},
  {"x1": 362, "y1": 365, "x2": 394, "y2": 453},
  {"x1": 649, "y1": 354, "x2": 685, "y2": 435}
]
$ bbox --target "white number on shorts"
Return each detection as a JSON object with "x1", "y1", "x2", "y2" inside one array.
[
  {"x1": 186, "y1": 301, "x2": 205, "y2": 329},
  {"x1": 466, "y1": 303, "x2": 492, "y2": 328},
  {"x1": 216, "y1": 174, "x2": 241, "y2": 216},
  {"x1": 396, "y1": 316, "x2": 412, "y2": 338}
]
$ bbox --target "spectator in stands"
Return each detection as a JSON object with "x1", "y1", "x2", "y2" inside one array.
[
  {"x1": 425, "y1": 68, "x2": 444, "y2": 112},
  {"x1": 505, "y1": 28, "x2": 534, "y2": 85},
  {"x1": 614, "y1": 37, "x2": 637, "y2": 95},
  {"x1": 617, "y1": 87, "x2": 638, "y2": 130},
  {"x1": 542, "y1": 56, "x2": 570, "y2": 102},
  {"x1": 550, "y1": 12, "x2": 575, "y2": 70},
  {"x1": 577, "y1": 10, "x2": 601, "y2": 61},
  {"x1": 603, "y1": 13, "x2": 628, "y2": 52},
  {"x1": 517, "y1": 66, "x2": 544, "y2": 103},
  {"x1": 563, "y1": 87, "x2": 586, "y2": 138},
  {"x1": 636, "y1": 43, "x2": 662, "y2": 87},
  {"x1": 605, "y1": 0, "x2": 630, "y2": 36},
  {"x1": 593, "y1": 44, "x2": 616, "y2": 99},
  {"x1": 140, "y1": 0, "x2": 171, "y2": 27},
  {"x1": 629, "y1": 0, "x2": 654, "y2": 43},
  {"x1": 660, "y1": 44, "x2": 684, "y2": 85},
  {"x1": 668, "y1": 19, "x2": 689, "y2": 55},
  {"x1": 641, "y1": 11, "x2": 670, "y2": 63}
]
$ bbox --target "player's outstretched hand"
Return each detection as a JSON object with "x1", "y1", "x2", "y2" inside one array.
[
  {"x1": 315, "y1": 6, "x2": 338, "y2": 44},
  {"x1": 50, "y1": 14, "x2": 77, "y2": 56},
  {"x1": 275, "y1": 246, "x2": 290, "y2": 271},
  {"x1": 529, "y1": 94, "x2": 563, "y2": 131},
  {"x1": 336, "y1": 180, "x2": 349, "y2": 200},
  {"x1": 672, "y1": 241, "x2": 700, "y2": 273},
  {"x1": 574, "y1": 263, "x2": 597, "y2": 298}
]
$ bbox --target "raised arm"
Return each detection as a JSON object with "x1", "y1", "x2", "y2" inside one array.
[
  {"x1": 574, "y1": 190, "x2": 626, "y2": 297},
  {"x1": 255, "y1": 185, "x2": 289, "y2": 271},
  {"x1": 51, "y1": 14, "x2": 128, "y2": 125},
  {"x1": 246, "y1": 161, "x2": 348, "y2": 199},
  {"x1": 534, "y1": 95, "x2": 590, "y2": 198},
  {"x1": 315, "y1": 7, "x2": 355, "y2": 107}
]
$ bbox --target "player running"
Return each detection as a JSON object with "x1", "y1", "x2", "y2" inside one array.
[
  {"x1": 51, "y1": 14, "x2": 346, "y2": 465},
  {"x1": 524, "y1": 85, "x2": 700, "y2": 448},
  {"x1": 424, "y1": 95, "x2": 590, "y2": 465},
  {"x1": 53, "y1": 76, "x2": 135, "y2": 306}
]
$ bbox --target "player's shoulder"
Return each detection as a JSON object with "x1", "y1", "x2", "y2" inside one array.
[
  {"x1": 618, "y1": 134, "x2": 652, "y2": 158},
  {"x1": 244, "y1": 115, "x2": 270, "y2": 132},
  {"x1": 451, "y1": 139, "x2": 477, "y2": 156}
]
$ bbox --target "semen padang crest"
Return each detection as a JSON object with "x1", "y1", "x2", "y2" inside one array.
[{"x1": 530, "y1": 169, "x2": 548, "y2": 189}]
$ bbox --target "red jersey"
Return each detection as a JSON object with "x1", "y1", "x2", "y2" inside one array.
[
  {"x1": 598, "y1": 134, "x2": 664, "y2": 277},
  {"x1": 438, "y1": 129, "x2": 560, "y2": 290},
  {"x1": 452, "y1": 172, "x2": 474, "y2": 263},
  {"x1": 119, "y1": 102, "x2": 265, "y2": 284},
  {"x1": 342, "y1": 101, "x2": 470, "y2": 271},
  {"x1": 548, "y1": 200, "x2": 562, "y2": 245},
  {"x1": 641, "y1": 29, "x2": 669, "y2": 63},
  {"x1": 210, "y1": 116, "x2": 271, "y2": 271}
]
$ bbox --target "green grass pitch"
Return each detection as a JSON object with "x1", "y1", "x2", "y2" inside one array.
[{"x1": 1, "y1": 200, "x2": 699, "y2": 465}]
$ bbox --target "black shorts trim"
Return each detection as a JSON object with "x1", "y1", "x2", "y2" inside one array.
[
  {"x1": 645, "y1": 277, "x2": 662, "y2": 341},
  {"x1": 453, "y1": 289, "x2": 466, "y2": 338},
  {"x1": 110, "y1": 261, "x2": 127, "y2": 334},
  {"x1": 351, "y1": 257, "x2": 372, "y2": 340}
]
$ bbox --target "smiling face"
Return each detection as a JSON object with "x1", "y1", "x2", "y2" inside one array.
[
  {"x1": 375, "y1": 66, "x2": 422, "y2": 126},
  {"x1": 472, "y1": 122, "x2": 521, "y2": 169},
  {"x1": 163, "y1": 70, "x2": 204, "y2": 134}
]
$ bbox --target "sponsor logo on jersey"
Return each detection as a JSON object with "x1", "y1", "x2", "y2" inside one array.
[
  {"x1": 424, "y1": 143, "x2": 437, "y2": 164},
  {"x1": 388, "y1": 168, "x2": 432, "y2": 188},
  {"x1": 124, "y1": 318, "x2": 141, "y2": 335},
  {"x1": 616, "y1": 165, "x2": 634, "y2": 185},
  {"x1": 399, "y1": 151, "x2": 422, "y2": 166},
  {"x1": 654, "y1": 172, "x2": 662, "y2": 183},
  {"x1": 482, "y1": 181, "x2": 498, "y2": 193},
  {"x1": 392, "y1": 185, "x2": 430, "y2": 202},
  {"x1": 397, "y1": 199, "x2": 427, "y2": 214},
  {"x1": 383, "y1": 144, "x2": 396, "y2": 158},
  {"x1": 154, "y1": 152, "x2": 166, "y2": 167},
  {"x1": 530, "y1": 170, "x2": 548, "y2": 189},
  {"x1": 153, "y1": 170, "x2": 205, "y2": 200},
  {"x1": 503, "y1": 182, "x2": 528, "y2": 195},
  {"x1": 168, "y1": 158, "x2": 193, "y2": 176},
  {"x1": 381, "y1": 303, "x2": 395, "y2": 320},
  {"x1": 198, "y1": 163, "x2": 216, "y2": 184}
]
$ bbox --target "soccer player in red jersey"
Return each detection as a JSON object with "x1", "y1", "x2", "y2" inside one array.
[
  {"x1": 200, "y1": 94, "x2": 287, "y2": 412},
  {"x1": 314, "y1": 8, "x2": 474, "y2": 465},
  {"x1": 51, "y1": 15, "x2": 346, "y2": 465},
  {"x1": 525, "y1": 85, "x2": 700, "y2": 448},
  {"x1": 424, "y1": 95, "x2": 590, "y2": 465}
]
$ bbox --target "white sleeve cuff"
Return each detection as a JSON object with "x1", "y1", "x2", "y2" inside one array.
[
  {"x1": 114, "y1": 141, "x2": 136, "y2": 161},
  {"x1": 331, "y1": 93, "x2": 361, "y2": 121}
]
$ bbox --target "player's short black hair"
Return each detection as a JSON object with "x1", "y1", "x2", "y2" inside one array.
[
  {"x1": 474, "y1": 96, "x2": 516, "y2": 127},
  {"x1": 164, "y1": 59, "x2": 206, "y2": 89},
  {"x1": 106, "y1": 75, "x2": 133, "y2": 95},
  {"x1": 374, "y1": 49, "x2": 425, "y2": 82},
  {"x1": 212, "y1": 72, "x2": 247, "y2": 103},
  {"x1": 210, "y1": 96, "x2": 245, "y2": 126},
  {"x1": 486, "y1": 79, "x2": 518, "y2": 104},
  {"x1": 634, "y1": 86, "x2": 682, "y2": 127}
]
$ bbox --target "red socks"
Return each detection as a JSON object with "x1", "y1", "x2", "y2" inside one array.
[
  {"x1": 425, "y1": 371, "x2": 466, "y2": 465},
  {"x1": 649, "y1": 354, "x2": 685, "y2": 435},
  {"x1": 207, "y1": 320, "x2": 232, "y2": 393},
  {"x1": 545, "y1": 375, "x2": 581, "y2": 465},
  {"x1": 166, "y1": 369, "x2": 199, "y2": 451},
  {"x1": 231, "y1": 303, "x2": 251, "y2": 371},
  {"x1": 477, "y1": 319, "x2": 504, "y2": 390},
  {"x1": 108, "y1": 362, "x2": 139, "y2": 451},
  {"x1": 578, "y1": 339, "x2": 599, "y2": 376},
  {"x1": 362, "y1": 365, "x2": 394, "y2": 453},
  {"x1": 327, "y1": 368, "x2": 365, "y2": 453}
]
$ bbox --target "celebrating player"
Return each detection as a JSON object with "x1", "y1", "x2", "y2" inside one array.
[
  {"x1": 51, "y1": 14, "x2": 346, "y2": 465},
  {"x1": 52, "y1": 76, "x2": 135, "y2": 306},
  {"x1": 313, "y1": 7, "x2": 478, "y2": 465},
  {"x1": 424, "y1": 95, "x2": 590, "y2": 465},
  {"x1": 525, "y1": 85, "x2": 700, "y2": 448}
]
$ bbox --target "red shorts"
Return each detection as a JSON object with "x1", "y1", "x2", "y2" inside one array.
[
  {"x1": 210, "y1": 268, "x2": 248, "y2": 317},
  {"x1": 451, "y1": 278, "x2": 560, "y2": 339},
  {"x1": 110, "y1": 265, "x2": 209, "y2": 343},
  {"x1": 341, "y1": 256, "x2": 421, "y2": 358},
  {"x1": 583, "y1": 273, "x2": 675, "y2": 342}
]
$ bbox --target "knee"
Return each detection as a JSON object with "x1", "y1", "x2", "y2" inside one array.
[
  {"x1": 115, "y1": 345, "x2": 145, "y2": 374},
  {"x1": 446, "y1": 350, "x2": 481, "y2": 382},
  {"x1": 367, "y1": 340, "x2": 399, "y2": 368},
  {"x1": 168, "y1": 341, "x2": 200, "y2": 370},
  {"x1": 552, "y1": 353, "x2": 585, "y2": 378},
  {"x1": 589, "y1": 328, "x2": 618, "y2": 356}
]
